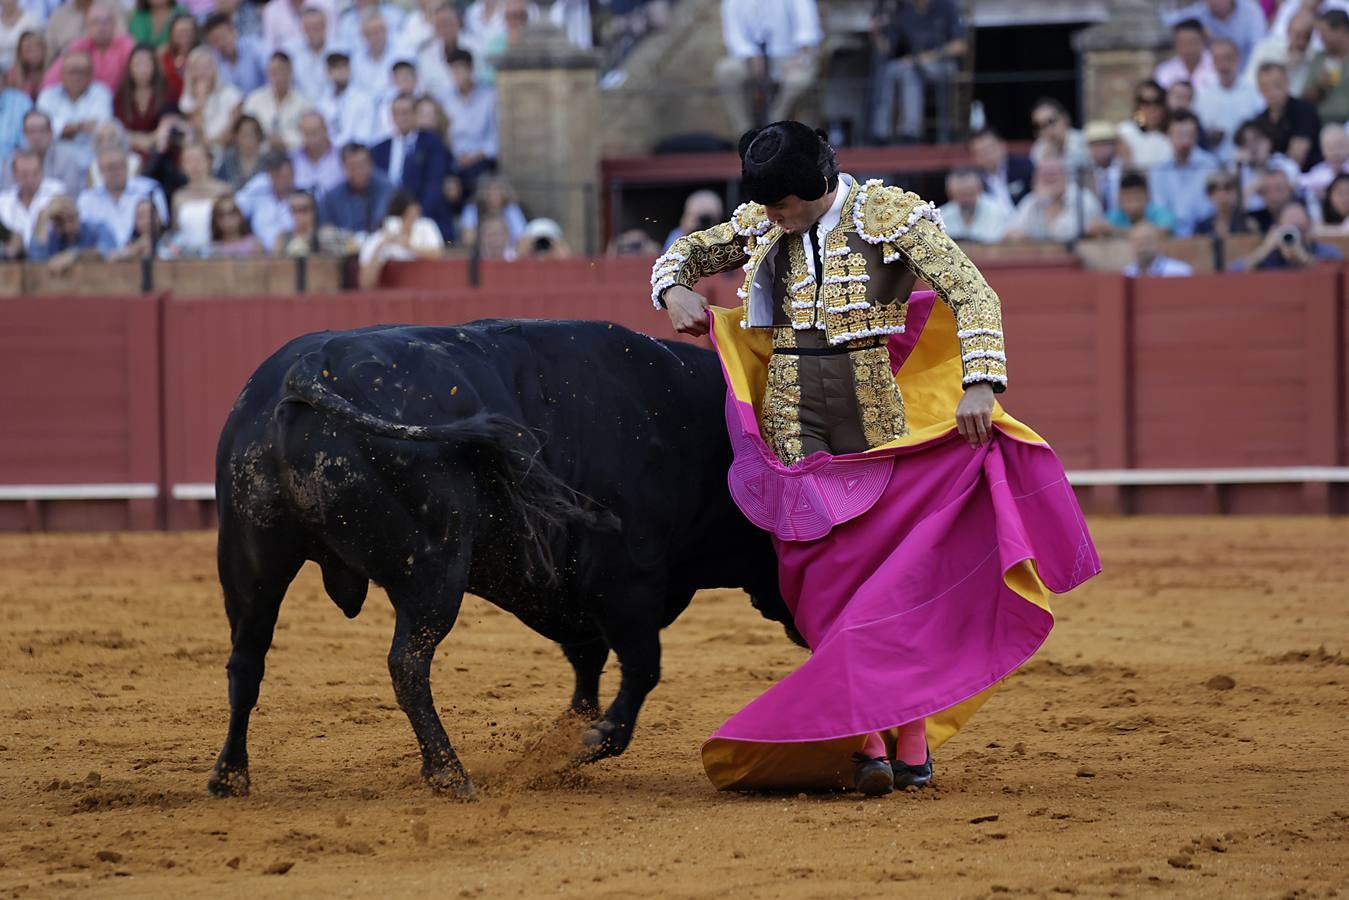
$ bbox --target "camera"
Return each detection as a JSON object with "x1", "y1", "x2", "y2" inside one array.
[
  {"x1": 1277, "y1": 226, "x2": 1301, "y2": 248},
  {"x1": 695, "y1": 213, "x2": 717, "y2": 230},
  {"x1": 532, "y1": 236, "x2": 553, "y2": 253}
]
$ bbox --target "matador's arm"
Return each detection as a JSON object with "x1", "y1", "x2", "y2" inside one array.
[
  {"x1": 650, "y1": 203, "x2": 771, "y2": 308},
  {"x1": 855, "y1": 181, "x2": 1008, "y2": 392}
]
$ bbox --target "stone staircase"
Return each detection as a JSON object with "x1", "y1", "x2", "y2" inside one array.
[{"x1": 597, "y1": 0, "x2": 732, "y2": 156}]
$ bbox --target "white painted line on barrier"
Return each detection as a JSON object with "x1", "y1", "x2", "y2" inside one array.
[
  {"x1": 171, "y1": 483, "x2": 216, "y2": 501},
  {"x1": 1066, "y1": 467, "x2": 1349, "y2": 486},
  {"x1": 166, "y1": 468, "x2": 1349, "y2": 505},
  {"x1": 0, "y1": 483, "x2": 159, "y2": 500}
]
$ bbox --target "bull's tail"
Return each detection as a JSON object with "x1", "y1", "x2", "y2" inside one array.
[{"x1": 280, "y1": 357, "x2": 617, "y2": 585}]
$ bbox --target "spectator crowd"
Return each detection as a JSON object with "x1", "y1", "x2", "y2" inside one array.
[
  {"x1": 0, "y1": 0, "x2": 604, "y2": 269},
  {"x1": 709, "y1": 0, "x2": 1349, "y2": 278},
  {"x1": 930, "y1": 0, "x2": 1349, "y2": 276}
]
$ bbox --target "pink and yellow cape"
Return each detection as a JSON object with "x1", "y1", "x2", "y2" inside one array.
[{"x1": 702, "y1": 292, "x2": 1101, "y2": 791}]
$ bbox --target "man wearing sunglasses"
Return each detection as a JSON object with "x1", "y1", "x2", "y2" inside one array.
[{"x1": 1028, "y1": 97, "x2": 1087, "y2": 170}]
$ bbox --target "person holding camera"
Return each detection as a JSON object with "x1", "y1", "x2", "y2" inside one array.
[
  {"x1": 662, "y1": 188, "x2": 723, "y2": 251},
  {"x1": 514, "y1": 216, "x2": 571, "y2": 260},
  {"x1": 1232, "y1": 199, "x2": 1345, "y2": 270}
]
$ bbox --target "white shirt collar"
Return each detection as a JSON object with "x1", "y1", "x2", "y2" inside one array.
[{"x1": 814, "y1": 172, "x2": 853, "y2": 237}]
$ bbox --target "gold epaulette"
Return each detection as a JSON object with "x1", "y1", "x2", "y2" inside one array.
[
  {"x1": 730, "y1": 201, "x2": 772, "y2": 238},
  {"x1": 850, "y1": 180, "x2": 944, "y2": 246}
]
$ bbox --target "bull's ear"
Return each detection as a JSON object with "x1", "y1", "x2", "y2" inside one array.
[{"x1": 737, "y1": 128, "x2": 762, "y2": 160}]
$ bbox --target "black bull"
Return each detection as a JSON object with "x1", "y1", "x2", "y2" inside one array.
[{"x1": 208, "y1": 319, "x2": 803, "y2": 799}]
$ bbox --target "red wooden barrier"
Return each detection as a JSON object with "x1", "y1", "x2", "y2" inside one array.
[
  {"x1": 0, "y1": 295, "x2": 162, "y2": 531},
  {"x1": 1129, "y1": 268, "x2": 1345, "y2": 513}
]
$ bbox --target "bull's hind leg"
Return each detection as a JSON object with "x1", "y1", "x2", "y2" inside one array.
[
  {"x1": 386, "y1": 579, "x2": 474, "y2": 799},
  {"x1": 208, "y1": 524, "x2": 303, "y2": 797}
]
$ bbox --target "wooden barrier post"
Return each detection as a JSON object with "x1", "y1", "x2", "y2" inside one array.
[
  {"x1": 1094, "y1": 274, "x2": 1132, "y2": 515},
  {"x1": 1304, "y1": 267, "x2": 1346, "y2": 513}
]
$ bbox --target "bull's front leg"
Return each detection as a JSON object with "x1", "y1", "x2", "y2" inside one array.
[
  {"x1": 387, "y1": 597, "x2": 475, "y2": 799},
  {"x1": 560, "y1": 635, "x2": 610, "y2": 718},
  {"x1": 580, "y1": 627, "x2": 661, "y2": 761}
]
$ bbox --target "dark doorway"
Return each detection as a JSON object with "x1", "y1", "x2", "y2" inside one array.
[{"x1": 972, "y1": 22, "x2": 1092, "y2": 140}]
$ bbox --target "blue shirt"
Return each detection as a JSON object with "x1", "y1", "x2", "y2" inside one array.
[
  {"x1": 1106, "y1": 203, "x2": 1176, "y2": 233},
  {"x1": 26, "y1": 220, "x2": 120, "y2": 261},
  {"x1": 1123, "y1": 255, "x2": 1194, "y2": 278},
  {"x1": 317, "y1": 173, "x2": 394, "y2": 235},
  {"x1": 76, "y1": 176, "x2": 168, "y2": 246},
  {"x1": 214, "y1": 36, "x2": 268, "y2": 95},
  {"x1": 0, "y1": 89, "x2": 32, "y2": 161},
  {"x1": 1147, "y1": 147, "x2": 1219, "y2": 237},
  {"x1": 235, "y1": 172, "x2": 293, "y2": 249}
]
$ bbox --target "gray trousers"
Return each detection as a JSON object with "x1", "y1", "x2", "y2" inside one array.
[{"x1": 871, "y1": 56, "x2": 957, "y2": 142}]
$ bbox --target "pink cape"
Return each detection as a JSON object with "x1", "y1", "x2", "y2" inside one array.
[{"x1": 700, "y1": 294, "x2": 1100, "y2": 791}]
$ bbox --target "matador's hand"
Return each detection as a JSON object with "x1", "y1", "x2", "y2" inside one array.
[
  {"x1": 956, "y1": 382, "x2": 996, "y2": 449},
  {"x1": 664, "y1": 285, "x2": 710, "y2": 337}
]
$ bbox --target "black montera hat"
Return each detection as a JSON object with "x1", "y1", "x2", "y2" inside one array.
[{"x1": 739, "y1": 121, "x2": 839, "y2": 205}]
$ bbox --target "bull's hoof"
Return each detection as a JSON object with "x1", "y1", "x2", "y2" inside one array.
[
  {"x1": 208, "y1": 764, "x2": 251, "y2": 798},
  {"x1": 423, "y1": 768, "x2": 476, "y2": 801},
  {"x1": 577, "y1": 719, "x2": 628, "y2": 763}
]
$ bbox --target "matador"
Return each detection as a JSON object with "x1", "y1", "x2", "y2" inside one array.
[{"x1": 651, "y1": 122, "x2": 1100, "y2": 797}]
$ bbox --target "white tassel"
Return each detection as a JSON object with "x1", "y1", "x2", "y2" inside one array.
[
  {"x1": 963, "y1": 372, "x2": 1008, "y2": 386},
  {"x1": 957, "y1": 328, "x2": 1003, "y2": 339},
  {"x1": 827, "y1": 324, "x2": 906, "y2": 344},
  {"x1": 962, "y1": 350, "x2": 1008, "y2": 363}
]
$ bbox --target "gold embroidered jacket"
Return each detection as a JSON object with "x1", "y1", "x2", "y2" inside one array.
[{"x1": 651, "y1": 175, "x2": 1008, "y2": 390}]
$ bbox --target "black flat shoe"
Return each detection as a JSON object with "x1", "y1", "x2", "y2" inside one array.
[
  {"x1": 892, "y1": 751, "x2": 933, "y2": 790},
  {"x1": 852, "y1": 753, "x2": 894, "y2": 797}
]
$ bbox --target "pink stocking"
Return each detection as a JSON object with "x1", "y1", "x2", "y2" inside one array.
[
  {"x1": 861, "y1": 733, "x2": 886, "y2": 759},
  {"x1": 896, "y1": 718, "x2": 928, "y2": 766}
]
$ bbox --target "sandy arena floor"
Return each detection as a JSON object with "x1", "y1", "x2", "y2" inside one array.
[{"x1": 1, "y1": 519, "x2": 1347, "y2": 899}]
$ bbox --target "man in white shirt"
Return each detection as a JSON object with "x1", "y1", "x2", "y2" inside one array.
[
  {"x1": 242, "y1": 50, "x2": 312, "y2": 151},
  {"x1": 1245, "y1": 6, "x2": 1314, "y2": 92},
  {"x1": 285, "y1": 6, "x2": 331, "y2": 99},
  {"x1": 938, "y1": 166, "x2": 1008, "y2": 244},
  {"x1": 0, "y1": 110, "x2": 84, "y2": 196},
  {"x1": 416, "y1": 2, "x2": 474, "y2": 100},
  {"x1": 1154, "y1": 17, "x2": 1219, "y2": 91},
  {"x1": 1084, "y1": 120, "x2": 1123, "y2": 213},
  {"x1": 352, "y1": 8, "x2": 406, "y2": 94},
  {"x1": 1122, "y1": 222, "x2": 1194, "y2": 277},
  {"x1": 1301, "y1": 123, "x2": 1349, "y2": 206},
  {"x1": 0, "y1": 148, "x2": 64, "y2": 247},
  {"x1": 442, "y1": 48, "x2": 496, "y2": 185},
  {"x1": 289, "y1": 110, "x2": 343, "y2": 193},
  {"x1": 712, "y1": 0, "x2": 821, "y2": 136},
  {"x1": 339, "y1": 0, "x2": 404, "y2": 50},
  {"x1": 1195, "y1": 37, "x2": 1265, "y2": 161},
  {"x1": 262, "y1": 0, "x2": 336, "y2": 55},
  {"x1": 1005, "y1": 155, "x2": 1105, "y2": 243},
  {"x1": 75, "y1": 147, "x2": 167, "y2": 246},
  {"x1": 314, "y1": 48, "x2": 380, "y2": 147},
  {"x1": 1163, "y1": 0, "x2": 1269, "y2": 68},
  {"x1": 35, "y1": 50, "x2": 111, "y2": 169}
]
